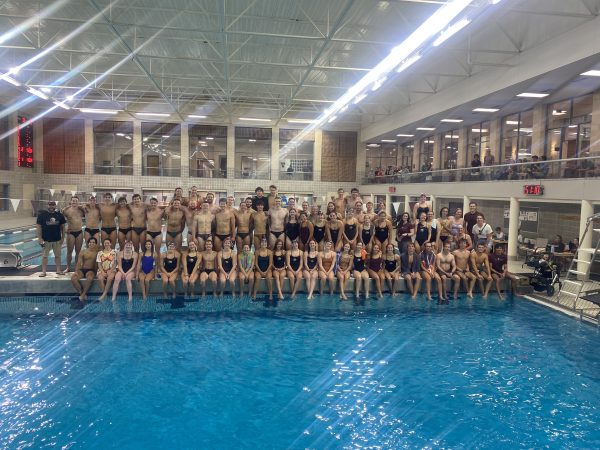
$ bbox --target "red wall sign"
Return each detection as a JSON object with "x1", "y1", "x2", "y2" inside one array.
[
  {"x1": 17, "y1": 116, "x2": 34, "y2": 168},
  {"x1": 388, "y1": 186, "x2": 396, "y2": 193}
]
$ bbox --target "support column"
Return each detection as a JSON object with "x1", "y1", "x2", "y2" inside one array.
[
  {"x1": 356, "y1": 131, "x2": 366, "y2": 182},
  {"x1": 429, "y1": 194, "x2": 436, "y2": 214},
  {"x1": 385, "y1": 194, "x2": 391, "y2": 216},
  {"x1": 84, "y1": 119, "x2": 94, "y2": 175},
  {"x1": 508, "y1": 197, "x2": 520, "y2": 260},
  {"x1": 412, "y1": 139, "x2": 421, "y2": 172},
  {"x1": 531, "y1": 104, "x2": 546, "y2": 157},
  {"x1": 463, "y1": 195, "x2": 470, "y2": 215},
  {"x1": 457, "y1": 126, "x2": 468, "y2": 169},
  {"x1": 226, "y1": 125, "x2": 235, "y2": 178},
  {"x1": 489, "y1": 118, "x2": 501, "y2": 164},
  {"x1": 578, "y1": 200, "x2": 594, "y2": 275},
  {"x1": 133, "y1": 120, "x2": 142, "y2": 177},
  {"x1": 590, "y1": 89, "x2": 600, "y2": 156},
  {"x1": 314, "y1": 129, "x2": 323, "y2": 182},
  {"x1": 404, "y1": 194, "x2": 411, "y2": 213},
  {"x1": 180, "y1": 123, "x2": 189, "y2": 183},
  {"x1": 271, "y1": 126, "x2": 279, "y2": 181},
  {"x1": 432, "y1": 133, "x2": 442, "y2": 170}
]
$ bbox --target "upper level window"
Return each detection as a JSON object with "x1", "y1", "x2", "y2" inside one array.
[
  {"x1": 501, "y1": 111, "x2": 532, "y2": 162},
  {"x1": 442, "y1": 131, "x2": 459, "y2": 169},
  {"x1": 235, "y1": 127, "x2": 272, "y2": 179},
  {"x1": 546, "y1": 94, "x2": 592, "y2": 160},
  {"x1": 420, "y1": 138, "x2": 434, "y2": 170},
  {"x1": 279, "y1": 129, "x2": 314, "y2": 181},
  {"x1": 142, "y1": 123, "x2": 181, "y2": 177},
  {"x1": 93, "y1": 121, "x2": 133, "y2": 175},
  {"x1": 189, "y1": 125, "x2": 227, "y2": 178},
  {"x1": 399, "y1": 141, "x2": 414, "y2": 170},
  {"x1": 365, "y1": 142, "x2": 398, "y2": 176},
  {"x1": 467, "y1": 121, "x2": 490, "y2": 166}
]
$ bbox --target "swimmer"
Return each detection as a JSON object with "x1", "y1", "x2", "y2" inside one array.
[
  {"x1": 70, "y1": 237, "x2": 98, "y2": 301},
  {"x1": 62, "y1": 196, "x2": 86, "y2": 273}
]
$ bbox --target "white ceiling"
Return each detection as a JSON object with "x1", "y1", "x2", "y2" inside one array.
[{"x1": 1, "y1": 0, "x2": 599, "y2": 129}]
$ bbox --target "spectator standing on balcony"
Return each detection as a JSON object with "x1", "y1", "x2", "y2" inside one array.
[
  {"x1": 483, "y1": 149, "x2": 495, "y2": 166},
  {"x1": 471, "y1": 153, "x2": 482, "y2": 178}
]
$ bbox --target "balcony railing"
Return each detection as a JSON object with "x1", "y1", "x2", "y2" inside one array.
[
  {"x1": 363, "y1": 155, "x2": 600, "y2": 184},
  {"x1": 94, "y1": 164, "x2": 133, "y2": 175}
]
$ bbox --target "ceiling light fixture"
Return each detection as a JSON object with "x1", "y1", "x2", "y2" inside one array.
[
  {"x1": 473, "y1": 107, "x2": 499, "y2": 112},
  {"x1": 581, "y1": 70, "x2": 600, "y2": 77},
  {"x1": 432, "y1": 18, "x2": 471, "y2": 47},
  {"x1": 441, "y1": 118, "x2": 463, "y2": 123},
  {"x1": 505, "y1": 120, "x2": 520, "y2": 125},
  {"x1": 249, "y1": 139, "x2": 256, "y2": 142},
  {"x1": 552, "y1": 110, "x2": 567, "y2": 116},
  {"x1": 417, "y1": 127, "x2": 436, "y2": 131},
  {"x1": 27, "y1": 87, "x2": 49, "y2": 100},
  {"x1": 188, "y1": 114, "x2": 207, "y2": 119},
  {"x1": 396, "y1": 133, "x2": 415, "y2": 137},
  {"x1": 517, "y1": 92, "x2": 549, "y2": 98},
  {"x1": 396, "y1": 53, "x2": 422, "y2": 73},
  {"x1": 381, "y1": 139, "x2": 397, "y2": 143},
  {"x1": 367, "y1": 144, "x2": 380, "y2": 148},
  {"x1": 239, "y1": 117, "x2": 271, "y2": 122},
  {"x1": 286, "y1": 119, "x2": 317, "y2": 124},
  {"x1": 206, "y1": 137, "x2": 214, "y2": 140},
  {"x1": 79, "y1": 108, "x2": 120, "y2": 114},
  {"x1": 136, "y1": 112, "x2": 171, "y2": 117},
  {"x1": 471, "y1": 128, "x2": 488, "y2": 133}
]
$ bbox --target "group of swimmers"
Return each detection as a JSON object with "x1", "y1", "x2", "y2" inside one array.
[{"x1": 65, "y1": 186, "x2": 519, "y2": 302}]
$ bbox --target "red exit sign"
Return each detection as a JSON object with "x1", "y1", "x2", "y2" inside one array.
[
  {"x1": 388, "y1": 186, "x2": 396, "y2": 193},
  {"x1": 523, "y1": 185, "x2": 544, "y2": 196}
]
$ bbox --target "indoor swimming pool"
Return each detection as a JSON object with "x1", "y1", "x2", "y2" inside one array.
[{"x1": 0, "y1": 295, "x2": 598, "y2": 449}]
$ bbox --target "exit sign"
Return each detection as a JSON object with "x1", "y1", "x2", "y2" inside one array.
[{"x1": 388, "y1": 186, "x2": 396, "y2": 193}]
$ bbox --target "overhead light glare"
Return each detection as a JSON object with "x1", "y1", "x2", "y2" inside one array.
[
  {"x1": 417, "y1": 127, "x2": 436, "y2": 131},
  {"x1": 568, "y1": 124, "x2": 578, "y2": 128},
  {"x1": 0, "y1": 74, "x2": 21, "y2": 86},
  {"x1": 517, "y1": 92, "x2": 549, "y2": 98},
  {"x1": 445, "y1": 135, "x2": 459, "y2": 139},
  {"x1": 441, "y1": 118, "x2": 463, "y2": 123},
  {"x1": 473, "y1": 107, "x2": 499, "y2": 112},
  {"x1": 40, "y1": 87, "x2": 52, "y2": 93},
  {"x1": 581, "y1": 70, "x2": 600, "y2": 77},
  {"x1": 249, "y1": 139, "x2": 257, "y2": 142},
  {"x1": 188, "y1": 114, "x2": 207, "y2": 119},
  {"x1": 27, "y1": 87, "x2": 49, "y2": 100},
  {"x1": 353, "y1": 93, "x2": 368, "y2": 104},
  {"x1": 328, "y1": 116, "x2": 338, "y2": 123},
  {"x1": 53, "y1": 101, "x2": 70, "y2": 110},
  {"x1": 8, "y1": 67, "x2": 19, "y2": 75},
  {"x1": 79, "y1": 108, "x2": 120, "y2": 114},
  {"x1": 371, "y1": 77, "x2": 387, "y2": 91},
  {"x1": 367, "y1": 144, "x2": 380, "y2": 148},
  {"x1": 471, "y1": 128, "x2": 488, "y2": 133},
  {"x1": 381, "y1": 139, "x2": 397, "y2": 143},
  {"x1": 432, "y1": 18, "x2": 471, "y2": 47},
  {"x1": 396, "y1": 133, "x2": 415, "y2": 137},
  {"x1": 239, "y1": 117, "x2": 271, "y2": 122},
  {"x1": 136, "y1": 112, "x2": 171, "y2": 117},
  {"x1": 552, "y1": 110, "x2": 567, "y2": 116},
  {"x1": 505, "y1": 120, "x2": 520, "y2": 125}
]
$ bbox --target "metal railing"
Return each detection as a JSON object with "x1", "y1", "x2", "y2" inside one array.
[
  {"x1": 363, "y1": 155, "x2": 600, "y2": 185},
  {"x1": 94, "y1": 164, "x2": 134, "y2": 175}
]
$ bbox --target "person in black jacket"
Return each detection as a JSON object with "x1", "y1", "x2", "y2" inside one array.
[
  {"x1": 251, "y1": 187, "x2": 269, "y2": 212},
  {"x1": 36, "y1": 200, "x2": 66, "y2": 277}
]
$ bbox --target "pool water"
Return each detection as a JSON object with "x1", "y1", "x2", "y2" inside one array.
[{"x1": 0, "y1": 296, "x2": 599, "y2": 449}]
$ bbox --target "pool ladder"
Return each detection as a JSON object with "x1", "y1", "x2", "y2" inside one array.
[{"x1": 556, "y1": 212, "x2": 600, "y2": 324}]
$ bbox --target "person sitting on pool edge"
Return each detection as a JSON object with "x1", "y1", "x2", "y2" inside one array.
[{"x1": 70, "y1": 237, "x2": 99, "y2": 301}]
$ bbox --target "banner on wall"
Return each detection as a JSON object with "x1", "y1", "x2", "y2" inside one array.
[
  {"x1": 10, "y1": 199, "x2": 20, "y2": 211},
  {"x1": 503, "y1": 206, "x2": 539, "y2": 233},
  {"x1": 392, "y1": 202, "x2": 401, "y2": 214}
]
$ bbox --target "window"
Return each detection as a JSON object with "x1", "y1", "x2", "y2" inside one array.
[
  {"x1": 235, "y1": 127, "x2": 272, "y2": 179},
  {"x1": 442, "y1": 131, "x2": 459, "y2": 169},
  {"x1": 0, "y1": 184, "x2": 8, "y2": 211},
  {"x1": 420, "y1": 138, "x2": 434, "y2": 170},
  {"x1": 468, "y1": 121, "x2": 490, "y2": 165},
  {"x1": 142, "y1": 123, "x2": 181, "y2": 177},
  {"x1": 501, "y1": 111, "x2": 532, "y2": 162},
  {"x1": 279, "y1": 129, "x2": 314, "y2": 180},
  {"x1": 365, "y1": 142, "x2": 397, "y2": 176},
  {"x1": 546, "y1": 94, "x2": 592, "y2": 160},
  {"x1": 399, "y1": 141, "x2": 414, "y2": 170},
  {"x1": 93, "y1": 121, "x2": 133, "y2": 175},
  {"x1": 189, "y1": 125, "x2": 227, "y2": 178}
]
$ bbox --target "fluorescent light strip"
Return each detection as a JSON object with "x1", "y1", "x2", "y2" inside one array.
[
  {"x1": 473, "y1": 108, "x2": 499, "y2": 112},
  {"x1": 396, "y1": 53, "x2": 422, "y2": 73},
  {"x1": 0, "y1": 74, "x2": 21, "y2": 86},
  {"x1": 136, "y1": 112, "x2": 171, "y2": 117},
  {"x1": 188, "y1": 115, "x2": 207, "y2": 119},
  {"x1": 433, "y1": 18, "x2": 471, "y2": 47},
  {"x1": 27, "y1": 87, "x2": 49, "y2": 100},
  {"x1": 239, "y1": 117, "x2": 271, "y2": 122},
  {"x1": 441, "y1": 118, "x2": 463, "y2": 123},
  {"x1": 505, "y1": 120, "x2": 520, "y2": 125},
  {"x1": 581, "y1": 70, "x2": 600, "y2": 77},
  {"x1": 286, "y1": 119, "x2": 317, "y2": 124},
  {"x1": 471, "y1": 128, "x2": 488, "y2": 133},
  {"x1": 79, "y1": 108, "x2": 120, "y2": 114},
  {"x1": 381, "y1": 139, "x2": 397, "y2": 143},
  {"x1": 417, "y1": 127, "x2": 436, "y2": 131},
  {"x1": 396, "y1": 134, "x2": 415, "y2": 137},
  {"x1": 517, "y1": 92, "x2": 549, "y2": 98}
]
